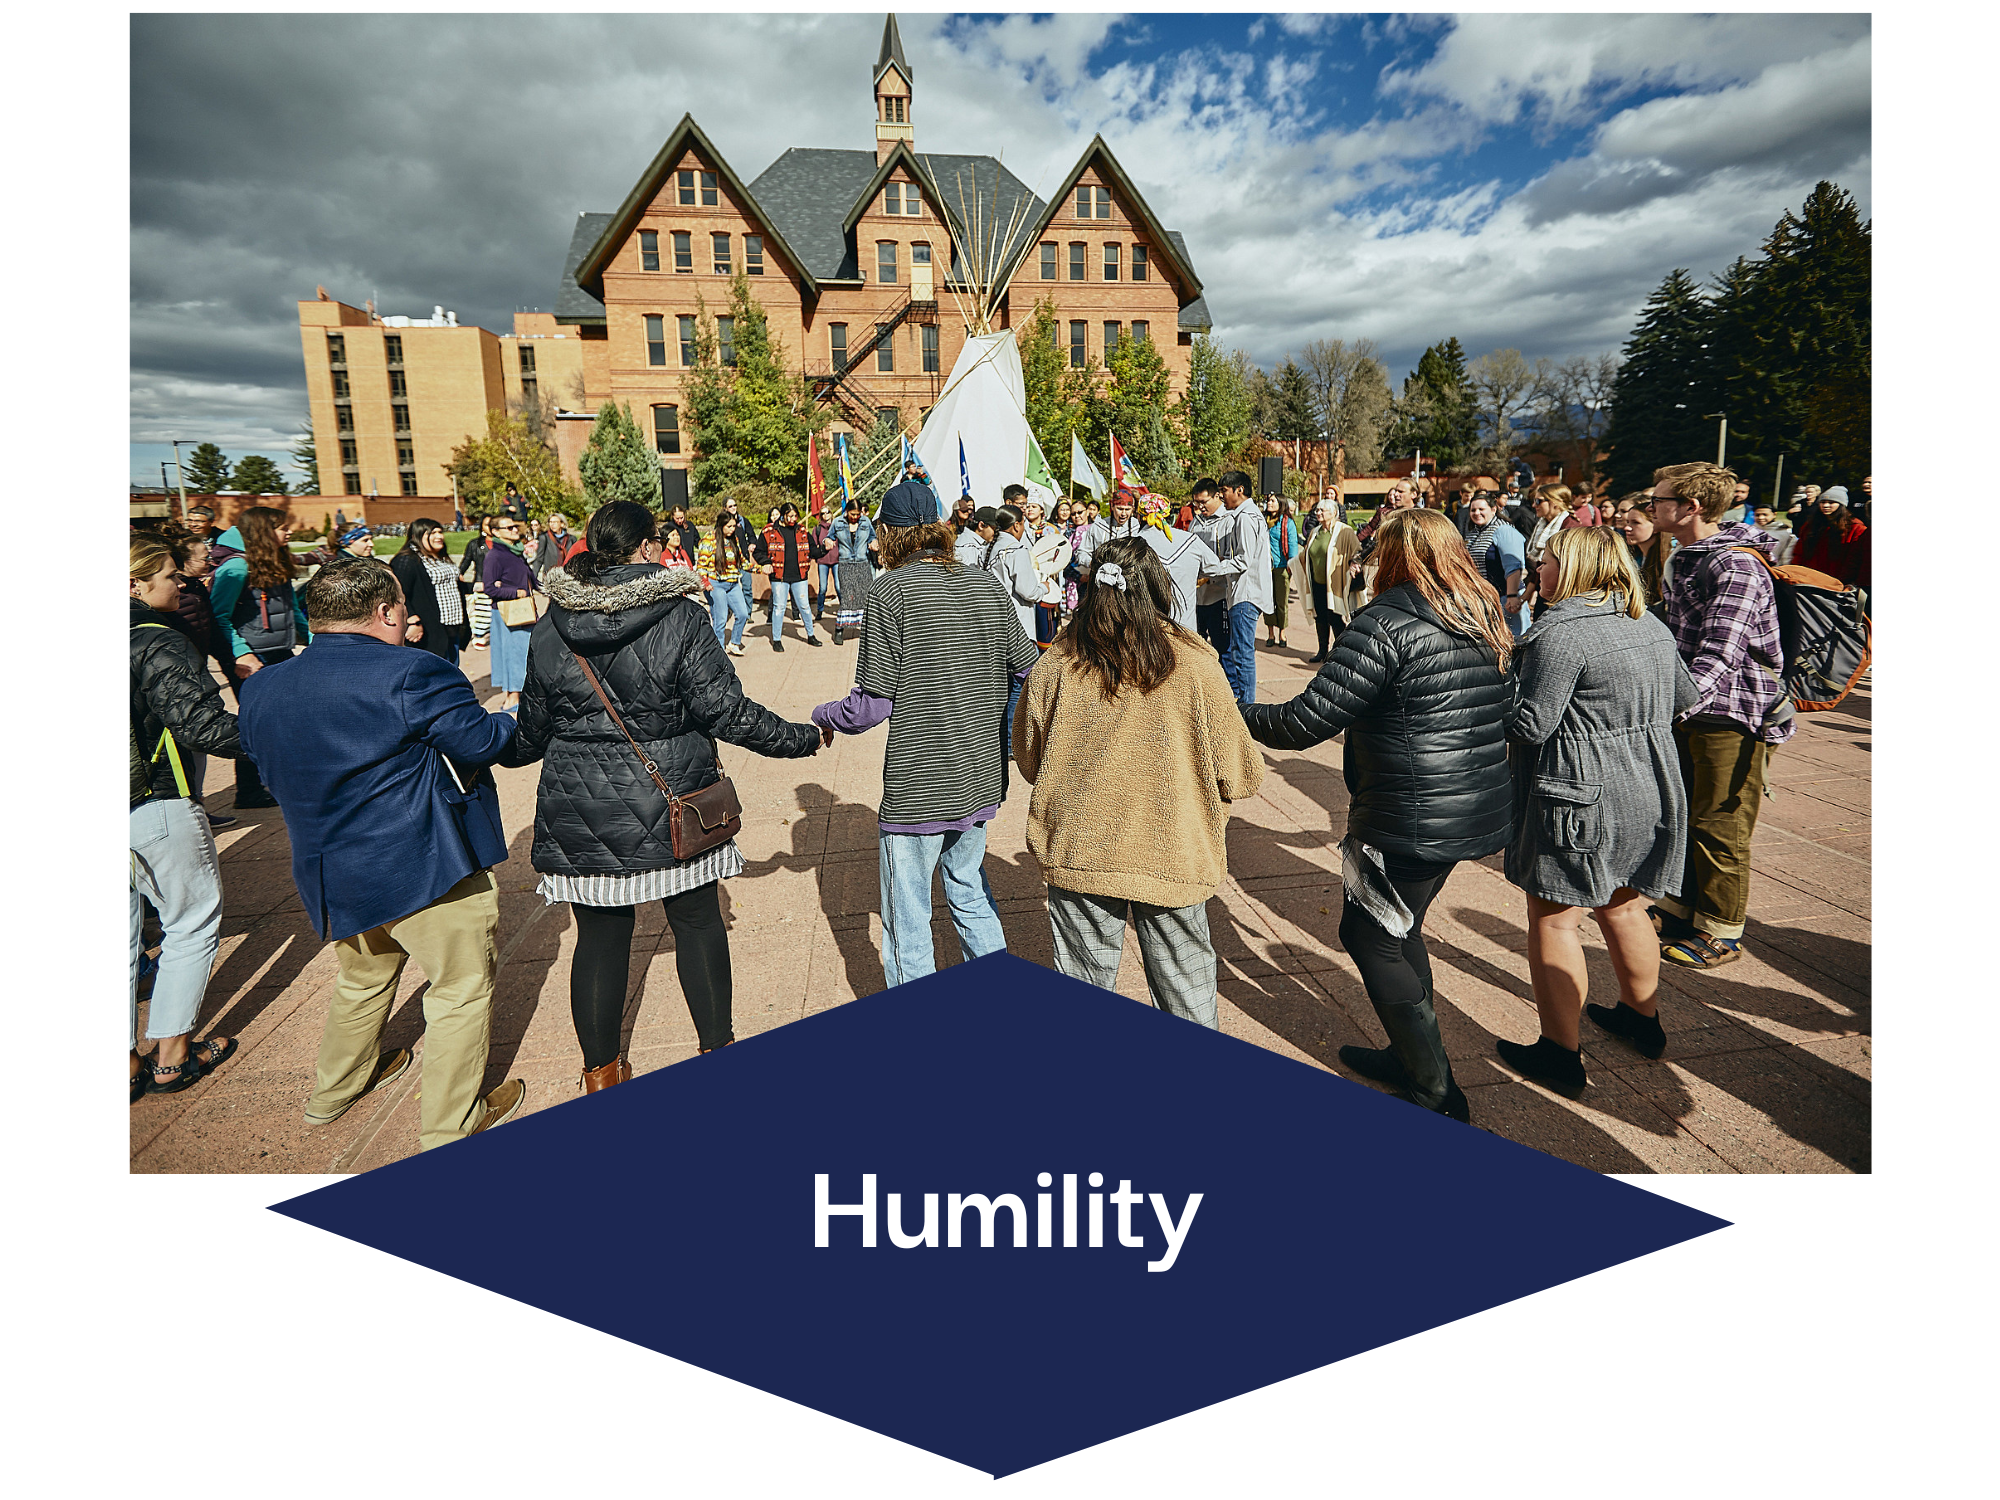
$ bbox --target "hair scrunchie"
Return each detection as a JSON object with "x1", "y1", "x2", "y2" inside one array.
[{"x1": 1094, "y1": 562, "x2": 1128, "y2": 591}]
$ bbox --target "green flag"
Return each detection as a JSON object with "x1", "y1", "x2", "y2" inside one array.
[{"x1": 1025, "y1": 429, "x2": 1055, "y2": 492}]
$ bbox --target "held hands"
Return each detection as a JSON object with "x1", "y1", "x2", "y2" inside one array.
[
  {"x1": 234, "y1": 654, "x2": 261, "y2": 678},
  {"x1": 406, "y1": 622, "x2": 424, "y2": 643}
]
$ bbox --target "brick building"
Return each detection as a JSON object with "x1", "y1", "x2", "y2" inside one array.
[{"x1": 551, "y1": 14, "x2": 1212, "y2": 491}]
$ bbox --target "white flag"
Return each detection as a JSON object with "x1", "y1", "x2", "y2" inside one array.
[{"x1": 1069, "y1": 432, "x2": 1108, "y2": 500}]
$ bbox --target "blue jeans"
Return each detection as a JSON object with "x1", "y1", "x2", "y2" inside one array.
[
  {"x1": 1005, "y1": 675, "x2": 1024, "y2": 762},
  {"x1": 129, "y1": 797, "x2": 225, "y2": 1048},
  {"x1": 770, "y1": 579, "x2": 817, "y2": 642},
  {"x1": 878, "y1": 824, "x2": 1007, "y2": 987},
  {"x1": 710, "y1": 581, "x2": 749, "y2": 646},
  {"x1": 816, "y1": 564, "x2": 835, "y2": 616},
  {"x1": 1199, "y1": 600, "x2": 1260, "y2": 703}
]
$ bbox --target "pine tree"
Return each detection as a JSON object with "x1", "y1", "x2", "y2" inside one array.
[
  {"x1": 1019, "y1": 299, "x2": 1082, "y2": 482},
  {"x1": 578, "y1": 400, "x2": 661, "y2": 510},
  {"x1": 290, "y1": 416, "x2": 320, "y2": 495},
  {"x1": 182, "y1": 442, "x2": 231, "y2": 494},
  {"x1": 1173, "y1": 333, "x2": 1252, "y2": 479},
  {"x1": 1265, "y1": 358, "x2": 1318, "y2": 442},
  {"x1": 1105, "y1": 330, "x2": 1178, "y2": 480},
  {"x1": 1599, "y1": 270, "x2": 1717, "y2": 494},
  {"x1": 1386, "y1": 339, "x2": 1478, "y2": 469},
  {"x1": 683, "y1": 275, "x2": 826, "y2": 502},
  {"x1": 229, "y1": 454, "x2": 290, "y2": 495}
]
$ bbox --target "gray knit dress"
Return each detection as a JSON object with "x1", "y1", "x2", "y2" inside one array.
[{"x1": 1504, "y1": 591, "x2": 1700, "y2": 908}]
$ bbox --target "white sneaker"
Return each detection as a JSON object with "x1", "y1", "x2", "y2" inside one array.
[{"x1": 725, "y1": 642, "x2": 744, "y2": 656}]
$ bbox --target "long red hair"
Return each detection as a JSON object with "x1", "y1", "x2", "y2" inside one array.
[
  {"x1": 1371, "y1": 508, "x2": 1512, "y2": 671},
  {"x1": 237, "y1": 505, "x2": 298, "y2": 589}
]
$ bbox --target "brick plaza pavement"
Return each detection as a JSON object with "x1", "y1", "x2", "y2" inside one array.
[{"x1": 131, "y1": 614, "x2": 1871, "y2": 1175}]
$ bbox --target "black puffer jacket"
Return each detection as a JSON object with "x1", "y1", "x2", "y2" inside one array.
[
  {"x1": 1240, "y1": 582, "x2": 1511, "y2": 865},
  {"x1": 503, "y1": 561, "x2": 819, "y2": 876},
  {"x1": 130, "y1": 599, "x2": 241, "y2": 803}
]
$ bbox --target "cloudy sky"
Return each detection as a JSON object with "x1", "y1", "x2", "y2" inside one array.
[{"x1": 129, "y1": 9, "x2": 1870, "y2": 487}]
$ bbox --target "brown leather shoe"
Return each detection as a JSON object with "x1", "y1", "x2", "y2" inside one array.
[
  {"x1": 304, "y1": 1047, "x2": 414, "y2": 1126},
  {"x1": 581, "y1": 1058, "x2": 631, "y2": 1093},
  {"x1": 470, "y1": 1078, "x2": 527, "y2": 1134}
]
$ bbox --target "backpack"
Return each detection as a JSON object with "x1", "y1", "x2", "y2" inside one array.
[{"x1": 1732, "y1": 548, "x2": 1872, "y2": 712}]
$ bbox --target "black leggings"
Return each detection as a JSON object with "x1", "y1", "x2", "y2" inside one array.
[
  {"x1": 1337, "y1": 862, "x2": 1455, "y2": 1107},
  {"x1": 570, "y1": 882, "x2": 733, "y2": 1067},
  {"x1": 1309, "y1": 582, "x2": 1347, "y2": 657}
]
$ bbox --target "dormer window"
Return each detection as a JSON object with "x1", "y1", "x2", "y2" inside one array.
[
  {"x1": 882, "y1": 95, "x2": 907, "y2": 124},
  {"x1": 884, "y1": 182, "x2": 921, "y2": 216},
  {"x1": 1076, "y1": 185, "x2": 1111, "y2": 220}
]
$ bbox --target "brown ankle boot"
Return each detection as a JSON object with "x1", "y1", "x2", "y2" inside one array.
[{"x1": 580, "y1": 1058, "x2": 631, "y2": 1093}]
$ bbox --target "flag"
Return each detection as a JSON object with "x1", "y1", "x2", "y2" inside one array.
[
  {"x1": 901, "y1": 433, "x2": 920, "y2": 474},
  {"x1": 1109, "y1": 432, "x2": 1145, "y2": 493},
  {"x1": 837, "y1": 434, "x2": 853, "y2": 508},
  {"x1": 807, "y1": 432, "x2": 826, "y2": 517},
  {"x1": 1069, "y1": 432, "x2": 1107, "y2": 500},
  {"x1": 1025, "y1": 429, "x2": 1055, "y2": 493},
  {"x1": 959, "y1": 435, "x2": 972, "y2": 501}
]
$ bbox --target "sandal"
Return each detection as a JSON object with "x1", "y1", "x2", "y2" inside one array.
[
  {"x1": 189, "y1": 1036, "x2": 238, "y2": 1070},
  {"x1": 146, "y1": 1056, "x2": 206, "y2": 1095},
  {"x1": 1662, "y1": 933, "x2": 1743, "y2": 969}
]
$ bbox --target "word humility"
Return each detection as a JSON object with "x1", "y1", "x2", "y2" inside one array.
[{"x1": 814, "y1": 1173, "x2": 1204, "y2": 1272}]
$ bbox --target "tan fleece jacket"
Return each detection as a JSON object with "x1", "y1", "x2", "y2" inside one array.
[{"x1": 1012, "y1": 633, "x2": 1265, "y2": 909}]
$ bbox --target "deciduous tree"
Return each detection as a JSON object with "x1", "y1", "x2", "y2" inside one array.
[
  {"x1": 448, "y1": 410, "x2": 580, "y2": 518},
  {"x1": 1173, "y1": 333, "x2": 1253, "y2": 479}
]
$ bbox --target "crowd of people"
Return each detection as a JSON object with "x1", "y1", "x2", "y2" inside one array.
[{"x1": 128, "y1": 450, "x2": 1866, "y2": 1143}]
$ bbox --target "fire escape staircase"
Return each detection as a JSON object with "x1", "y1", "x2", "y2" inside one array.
[{"x1": 810, "y1": 288, "x2": 938, "y2": 429}]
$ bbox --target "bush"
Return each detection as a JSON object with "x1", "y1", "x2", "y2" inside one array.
[{"x1": 291, "y1": 524, "x2": 324, "y2": 542}]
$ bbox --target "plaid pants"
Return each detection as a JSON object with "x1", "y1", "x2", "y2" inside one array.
[{"x1": 1046, "y1": 887, "x2": 1219, "y2": 1028}]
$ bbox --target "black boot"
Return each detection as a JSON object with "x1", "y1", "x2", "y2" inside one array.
[
  {"x1": 232, "y1": 756, "x2": 278, "y2": 810},
  {"x1": 1338, "y1": 1045, "x2": 1409, "y2": 1087},
  {"x1": 1495, "y1": 1036, "x2": 1587, "y2": 1099},
  {"x1": 1586, "y1": 1001, "x2": 1667, "y2": 1059}
]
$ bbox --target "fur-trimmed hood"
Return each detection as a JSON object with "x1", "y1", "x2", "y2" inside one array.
[{"x1": 546, "y1": 561, "x2": 706, "y2": 654}]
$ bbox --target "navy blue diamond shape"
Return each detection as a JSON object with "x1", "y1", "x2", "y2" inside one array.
[{"x1": 274, "y1": 953, "x2": 1727, "y2": 1476}]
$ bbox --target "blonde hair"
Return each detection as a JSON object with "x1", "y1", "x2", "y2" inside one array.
[
  {"x1": 1534, "y1": 483, "x2": 1573, "y2": 513},
  {"x1": 130, "y1": 534, "x2": 177, "y2": 584},
  {"x1": 1653, "y1": 462, "x2": 1739, "y2": 522},
  {"x1": 1543, "y1": 525, "x2": 1646, "y2": 619},
  {"x1": 1373, "y1": 508, "x2": 1513, "y2": 671}
]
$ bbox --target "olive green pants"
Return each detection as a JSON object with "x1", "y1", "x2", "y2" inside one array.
[
  {"x1": 310, "y1": 870, "x2": 501, "y2": 1150},
  {"x1": 1658, "y1": 722, "x2": 1769, "y2": 941},
  {"x1": 1264, "y1": 567, "x2": 1291, "y2": 628}
]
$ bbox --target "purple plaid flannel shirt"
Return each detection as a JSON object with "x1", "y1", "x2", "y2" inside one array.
[{"x1": 1663, "y1": 522, "x2": 1795, "y2": 745}]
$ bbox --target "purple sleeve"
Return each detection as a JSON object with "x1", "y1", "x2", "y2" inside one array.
[{"x1": 813, "y1": 686, "x2": 893, "y2": 735}]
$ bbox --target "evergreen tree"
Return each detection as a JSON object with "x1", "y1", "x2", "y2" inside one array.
[
  {"x1": 684, "y1": 275, "x2": 827, "y2": 502},
  {"x1": 181, "y1": 442, "x2": 231, "y2": 494},
  {"x1": 1334, "y1": 356, "x2": 1394, "y2": 476},
  {"x1": 1020, "y1": 299, "x2": 1083, "y2": 485},
  {"x1": 682, "y1": 296, "x2": 741, "y2": 501},
  {"x1": 1599, "y1": 270, "x2": 1717, "y2": 494},
  {"x1": 578, "y1": 400, "x2": 662, "y2": 510},
  {"x1": 1265, "y1": 358, "x2": 1318, "y2": 442},
  {"x1": 1173, "y1": 333, "x2": 1253, "y2": 478},
  {"x1": 290, "y1": 416, "x2": 320, "y2": 495},
  {"x1": 1105, "y1": 330, "x2": 1179, "y2": 481},
  {"x1": 229, "y1": 454, "x2": 290, "y2": 496},
  {"x1": 1386, "y1": 339, "x2": 1478, "y2": 468}
]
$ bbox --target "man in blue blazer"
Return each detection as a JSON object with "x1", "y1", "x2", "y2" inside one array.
[{"x1": 240, "y1": 559, "x2": 527, "y2": 1150}]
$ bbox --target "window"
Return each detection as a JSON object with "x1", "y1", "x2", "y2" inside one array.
[
  {"x1": 906, "y1": 186, "x2": 922, "y2": 216},
  {"x1": 700, "y1": 171, "x2": 717, "y2": 207},
  {"x1": 912, "y1": 242, "x2": 931, "y2": 268},
  {"x1": 384, "y1": 334, "x2": 404, "y2": 366},
  {"x1": 401, "y1": 473, "x2": 419, "y2": 497},
  {"x1": 325, "y1": 334, "x2": 345, "y2": 365},
  {"x1": 830, "y1": 323, "x2": 848, "y2": 367},
  {"x1": 388, "y1": 370, "x2": 408, "y2": 399},
  {"x1": 330, "y1": 369, "x2": 350, "y2": 399},
  {"x1": 877, "y1": 407, "x2": 898, "y2": 428},
  {"x1": 1132, "y1": 320, "x2": 1150, "y2": 343},
  {"x1": 335, "y1": 403, "x2": 353, "y2": 432},
  {"x1": 1070, "y1": 320, "x2": 1087, "y2": 369},
  {"x1": 392, "y1": 403, "x2": 411, "y2": 434},
  {"x1": 678, "y1": 315, "x2": 697, "y2": 367},
  {"x1": 1105, "y1": 321, "x2": 1121, "y2": 353},
  {"x1": 884, "y1": 182, "x2": 902, "y2": 216},
  {"x1": 883, "y1": 95, "x2": 906, "y2": 124},
  {"x1": 518, "y1": 346, "x2": 537, "y2": 377},
  {"x1": 344, "y1": 471, "x2": 362, "y2": 495},
  {"x1": 654, "y1": 405, "x2": 681, "y2": 456},
  {"x1": 922, "y1": 324, "x2": 939, "y2": 373},
  {"x1": 640, "y1": 230, "x2": 659, "y2": 271},
  {"x1": 397, "y1": 440, "x2": 415, "y2": 468},
  {"x1": 645, "y1": 314, "x2": 667, "y2": 367},
  {"x1": 876, "y1": 326, "x2": 894, "y2": 373},
  {"x1": 1040, "y1": 243, "x2": 1057, "y2": 280},
  {"x1": 711, "y1": 232, "x2": 731, "y2": 275},
  {"x1": 672, "y1": 231, "x2": 692, "y2": 273},
  {"x1": 677, "y1": 169, "x2": 696, "y2": 206},
  {"x1": 1068, "y1": 242, "x2": 1086, "y2": 281},
  {"x1": 878, "y1": 242, "x2": 898, "y2": 284},
  {"x1": 717, "y1": 315, "x2": 735, "y2": 367},
  {"x1": 1132, "y1": 244, "x2": 1149, "y2": 282},
  {"x1": 1049, "y1": 320, "x2": 1062, "y2": 350},
  {"x1": 1076, "y1": 185, "x2": 1110, "y2": 219},
  {"x1": 745, "y1": 235, "x2": 764, "y2": 275},
  {"x1": 339, "y1": 438, "x2": 358, "y2": 466},
  {"x1": 1104, "y1": 244, "x2": 1120, "y2": 281}
]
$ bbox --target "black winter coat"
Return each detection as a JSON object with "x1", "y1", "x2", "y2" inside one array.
[
  {"x1": 130, "y1": 600, "x2": 241, "y2": 803},
  {"x1": 502, "y1": 561, "x2": 819, "y2": 876},
  {"x1": 1240, "y1": 583, "x2": 1512, "y2": 865},
  {"x1": 390, "y1": 549, "x2": 461, "y2": 659}
]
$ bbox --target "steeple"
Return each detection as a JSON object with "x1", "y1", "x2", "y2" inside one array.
[{"x1": 874, "y1": 14, "x2": 913, "y2": 165}]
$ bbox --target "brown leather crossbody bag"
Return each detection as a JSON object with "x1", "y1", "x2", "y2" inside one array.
[{"x1": 571, "y1": 651, "x2": 743, "y2": 860}]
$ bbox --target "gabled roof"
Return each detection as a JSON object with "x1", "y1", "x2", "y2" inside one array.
[
  {"x1": 555, "y1": 212, "x2": 614, "y2": 324},
  {"x1": 749, "y1": 147, "x2": 1043, "y2": 285},
  {"x1": 1021, "y1": 135, "x2": 1205, "y2": 308},
  {"x1": 875, "y1": 13, "x2": 911, "y2": 88},
  {"x1": 1166, "y1": 233, "x2": 1212, "y2": 331},
  {"x1": 570, "y1": 114, "x2": 817, "y2": 300}
]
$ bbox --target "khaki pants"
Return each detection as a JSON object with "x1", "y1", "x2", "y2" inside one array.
[
  {"x1": 1658, "y1": 722, "x2": 1768, "y2": 941},
  {"x1": 309, "y1": 870, "x2": 501, "y2": 1150}
]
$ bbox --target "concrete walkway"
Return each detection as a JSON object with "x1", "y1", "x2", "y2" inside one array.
[{"x1": 131, "y1": 618, "x2": 1870, "y2": 1175}]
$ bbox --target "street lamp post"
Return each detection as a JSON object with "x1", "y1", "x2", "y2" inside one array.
[
  {"x1": 1702, "y1": 413, "x2": 1728, "y2": 468},
  {"x1": 169, "y1": 438, "x2": 191, "y2": 515}
]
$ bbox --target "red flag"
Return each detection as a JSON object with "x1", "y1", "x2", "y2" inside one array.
[
  {"x1": 1109, "y1": 432, "x2": 1146, "y2": 493},
  {"x1": 807, "y1": 432, "x2": 826, "y2": 517}
]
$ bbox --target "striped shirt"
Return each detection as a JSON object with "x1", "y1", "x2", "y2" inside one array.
[
  {"x1": 855, "y1": 554, "x2": 1040, "y2": 823},
  {"x1": 538, "y1": 840, "x2": 741, "y2": 907}
]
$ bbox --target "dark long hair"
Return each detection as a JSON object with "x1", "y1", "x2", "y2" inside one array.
[
  {"x1": 713, "y1": 512, "x2": 746, "y2": 574},
  {"x1": 399, "y1": 517, "x2": 447, "y2": 556},
  {"x1": 238, "y1": 505, "x2": 297, "y2": 588},
  {"x1": 1055, "y1": 537, "x2": 1192, "y2": 699},
  {"x1": 567, "y1": 500, "x2": 659, "y2": 585}
]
